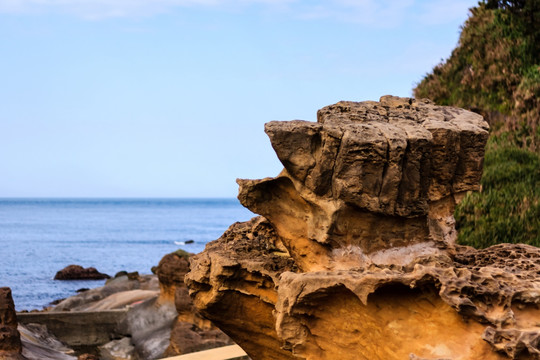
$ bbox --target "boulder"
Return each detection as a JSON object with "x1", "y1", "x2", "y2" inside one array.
[
  {"x1": 156, "y1": 250, "x2": 191, "y2": 300},
  {"x1": 117, "y1": 296, "x2": 177, "y2": 360},
  {"x1": 99, "y1": 337, "x2": 137, "y2": 360},
  {"x1": 54, "y1": 265, "x2": 110, "y2": 281},
  {"x1": 162, "y1": 321, "x2": 231, "y2": 357},
  {"x1": 186, "y1": 97, "x2": 540, "y2": 359}
]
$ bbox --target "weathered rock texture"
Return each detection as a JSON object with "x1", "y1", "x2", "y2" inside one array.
[
  {"x1": 156, "y1": 251, "x2": 233, "y2": 358},
  {"x1": 238, "y1": 96, "x2": 489, "y2": 271},
  {"x1": 187, "y1": 97, "x2": 540, "y2": 360},
  {"x1": 1, "y1": 289, "x2": 77, "y2": 360},
  {"x1": 0, "y1": 287, "x2": 24, "y2": 360}
]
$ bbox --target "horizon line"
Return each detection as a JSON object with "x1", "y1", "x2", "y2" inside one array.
[{"x1": 0, "y1": 196, "x2": 240, "y2": 200}]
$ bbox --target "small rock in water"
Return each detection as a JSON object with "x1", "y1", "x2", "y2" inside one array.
[{"x1": 54, "y1": 265, "x2": 110, "y2": 280}]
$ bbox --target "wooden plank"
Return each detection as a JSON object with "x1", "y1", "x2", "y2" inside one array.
[{"x1": 160, "y1": 345, "x2": 247, "y2": 360}]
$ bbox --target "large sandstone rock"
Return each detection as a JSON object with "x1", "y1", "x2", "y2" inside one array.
[
  {"x1": 237, "y1": 96, "x2": 489, "y2": 271},
  {"x1": 186, "y1": 97, "x2": 540, "y2": 359}
]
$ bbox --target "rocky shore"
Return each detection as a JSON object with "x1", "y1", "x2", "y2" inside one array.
[{"x1": 2, "y1": 250, "x2": 235, "y2": 360}]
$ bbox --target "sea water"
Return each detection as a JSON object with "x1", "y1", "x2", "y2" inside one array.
[{"x1": 0, "y1": 198, "x2": 254, "y2": 311}]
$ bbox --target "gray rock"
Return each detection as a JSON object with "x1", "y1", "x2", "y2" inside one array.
[{"x1": 99, "y1": 337, "x2": 137, "y2": 360}]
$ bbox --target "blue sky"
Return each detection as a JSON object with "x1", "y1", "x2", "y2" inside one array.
[{"x1": 0, "y1": 0, "x2": 478, "y2": 198}]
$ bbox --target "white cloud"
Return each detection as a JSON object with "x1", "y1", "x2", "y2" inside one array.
[
  {"x1": 0, "y1": 0, "x2": 294, "y2": 19},
  {"x1": 0, "y1": 0, "x2": 476, "y2": 24},
  {"x1": 292, "y1": 0, "x2": 476, "y2": 27}
]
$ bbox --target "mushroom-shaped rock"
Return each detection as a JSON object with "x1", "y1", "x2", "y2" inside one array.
[
  {"x1": 238, "y1": 96, "x2": 489, "y2": 271},
  {"x1": 186, "y1": 97, "x2": 540, "y2": 360}
]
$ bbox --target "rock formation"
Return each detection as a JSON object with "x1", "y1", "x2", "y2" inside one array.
[
  {"x1": 186, "y1": 96, "x2": 540, "y2": 360},
  {"x1": 0, "y1": 287, "x2": 24, "y2": 360},
  {"x1": 1, "y1": 289, "x2": 77, "y2": 360},
  {"x1": 156, "y1": 250, "x2": 232, "y2": 358},
  {"x1": 54, "y1": 265, "x2": 110, "y2": 281}
]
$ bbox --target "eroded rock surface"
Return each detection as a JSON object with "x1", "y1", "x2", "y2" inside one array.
[
  {"x1": 187, "y1": 97, "x2": 540, "y2": 360},
  {"x1": 237, "y1": 96, "x2": 489, "y2": 271},
  {"x1": 187, "y1": 218, "x2": 298, "y2": 360},
  {"x1": 157, "y1": 250, "x2": 234, "y2": 359},
  {"x1": 0, "y1": 287, "x2": 24, "y2": 360}
]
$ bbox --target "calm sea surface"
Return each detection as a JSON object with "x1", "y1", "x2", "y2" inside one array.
[{"x1": 0, "y1": 198, "x2": 254, "y2": 311}]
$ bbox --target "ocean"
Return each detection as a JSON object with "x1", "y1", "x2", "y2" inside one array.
[{"x1": 0, "y1": 198, "x2": 254, "y2": 311}]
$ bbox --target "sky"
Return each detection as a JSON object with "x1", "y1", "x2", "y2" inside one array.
[{"x1": 0, "y1": 0, "x2": 479, "y2": 198}]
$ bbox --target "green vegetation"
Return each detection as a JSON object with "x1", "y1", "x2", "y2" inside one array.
[
  {"x1": 172, "y1": 248, "x2": 192, "y2": 260},
  {"x1": 414, "y1": 0, "x2": 539, "y2": 247},
  {"x1": 454, "y1": 134, "x2": 539, "y2": 248}
]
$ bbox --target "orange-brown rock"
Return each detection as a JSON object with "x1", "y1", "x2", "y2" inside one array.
[
  {"x1": 0, "y1": 287, "x2": 24, "y2": 360},
  {"x1": 187, "y1": 218, "x2": 298, "y2": 360},
  {"x1": 275, "y1": 244, "x2": 540, "y2": 360},
  {"x1": 156, "y1": 250, "x2": 191, "y2": 300},
  {"x1": 162, "y1": 321, "x2": 231, "y2": 357},
  {"x1": 187, "y1": 220, "x2": 540, "y2": 360},
  {"x1": 237, "y1": 96, "x2": 490, "y2": 271},
  {"x1": 186, "y1": 97, "x2": 540, "y2": 360},
  {"x1": 152, "y1": 250, "x2": 234, "y2": 358}
]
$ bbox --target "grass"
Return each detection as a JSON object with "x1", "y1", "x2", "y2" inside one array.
[{"x1": 454, "y1": 134, "x2": 540, "y2": 247}]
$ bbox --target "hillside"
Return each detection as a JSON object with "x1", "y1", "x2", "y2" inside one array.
[{"x1": 414, "y1": 0, "x2": 539, "y2": 248}]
